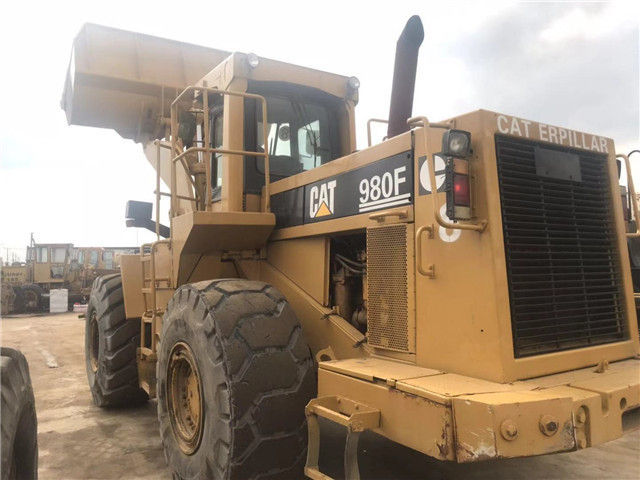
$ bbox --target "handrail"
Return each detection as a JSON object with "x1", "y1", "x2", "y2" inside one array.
[
  {"x1": 415, "y1": 224, "x2": 435, "y2": 278},
  {"x1": 171, "y1": 146, "x2": 268, "y2": 163},
  {"x1": 407, "y1": 116, "x2": 487, "y2": 233},
  {"x1": 154, "y1": 190, "x2": 196, "y2": 202},
  {"x1": 617, "y1": 153, "x2": 640, "y2": 238},
  {"x1": 366, "y1": 118, "x2": 388, "y2": 147},
  {"x1": 155, "y1": 142, "x2": 161, "y2": 240},
  {"x1": 170, "y1": 85, "x2": 271, "y2": 215}
]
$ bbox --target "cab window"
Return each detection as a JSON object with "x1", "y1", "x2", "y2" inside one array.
[
  {"x1": 36, "y1": 247, "x2": 48, "y2": 263},
  {"x1": 244, "y1": 82, "x2": 341, "y2": 195},
  {"x1": 204, "y1": 95, "x2": 224, "y2": 203},
  {"x1": 50, "y1": 266, "x2": 64, "y2": 279},
  {"x1": 212, "y1": 109, "x2": 223, "y2": 196},
  {"x1": 51, "y1": 247, "x2": 66, "y2": 263},
  {"x1": 103, "y1": 251, "x2": 114, "y2": 269}
]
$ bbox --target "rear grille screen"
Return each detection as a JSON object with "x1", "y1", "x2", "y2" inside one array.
[{"x1": 495, "y1": 135, "x2": 627, "y2": 357}]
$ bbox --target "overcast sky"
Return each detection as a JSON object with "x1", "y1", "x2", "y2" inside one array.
[{"x1": 0, "y1": 1, "x2": 638, "y2": 262}]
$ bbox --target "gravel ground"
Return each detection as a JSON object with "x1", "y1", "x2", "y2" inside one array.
[{"x1": 1, "y1": 312, "x2": 638, "y2": 479}]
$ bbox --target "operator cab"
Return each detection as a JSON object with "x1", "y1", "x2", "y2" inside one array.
[
  {"x1": 193, "y1": 52, "x2": 358, "y2": 213},
  {"x1": 207, "y1": 82, "x2": 343, "y2": 203},
  {"x1": 243, "y1": 82, "x2": 342, "y2": 193}
]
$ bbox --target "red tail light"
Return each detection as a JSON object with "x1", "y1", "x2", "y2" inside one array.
[
  {"x1": 454, "y1": 175, "x2": 470, "y2": 207},
  {"x1": 446, "y1": 157, "x2": 472, "y2": 221}
]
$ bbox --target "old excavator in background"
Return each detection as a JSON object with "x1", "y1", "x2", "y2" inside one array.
[{"x1": 62, "y1": 16, "x2": 639, "y2": 480}]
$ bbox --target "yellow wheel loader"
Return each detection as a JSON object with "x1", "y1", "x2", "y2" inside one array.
[
  {"x1": 0, "y1": 241, "x2": 135, "y2": 314},
  {"x1": 63, "y1": 17, "x2": 639, "y2": 480}
]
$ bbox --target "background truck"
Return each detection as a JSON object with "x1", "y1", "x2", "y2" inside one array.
[
  {"x1": 1, "y1": 239, "x2": 137, "y2": 314},
  {"x1": 63, "y1": 17, "x2": 639, "y2": 479}
]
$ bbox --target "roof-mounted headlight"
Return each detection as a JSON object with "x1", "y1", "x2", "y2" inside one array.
[
  {"x1": 442, "y1": 130, "x2": 472, "y2": 158},
  {"x1": 246, "y1": 52, "x2": 260, "y2": 69},
  {"x1": 348, "y1": 76, "x2": 360, "y2": 90}
]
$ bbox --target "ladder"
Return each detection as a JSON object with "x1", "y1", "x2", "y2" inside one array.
[{"x1": 138, "y1": 240, "x2": 172, "y2": 397}]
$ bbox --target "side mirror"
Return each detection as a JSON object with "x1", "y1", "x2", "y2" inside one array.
[
  {"x1": 125, "y1": 200, "x2": 152, "y2": 222},
  {"x1": 124, "y1": 200, "x2": 170, "y2": 238}
]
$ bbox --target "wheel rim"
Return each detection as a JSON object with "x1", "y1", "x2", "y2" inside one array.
[
  {"x1": 167, "y1": 342, "x2": 203, "y2": 455},
  {"x1": 24, "y1": 290, "x2": 38, "y2": 310},
  {"x1": 89, "y1": 311, "x2": 99, "y2": 373}
]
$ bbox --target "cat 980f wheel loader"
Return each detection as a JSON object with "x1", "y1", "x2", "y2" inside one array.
[{"x1": 62, "y1": 17, "x2": 639, "y2": 480}]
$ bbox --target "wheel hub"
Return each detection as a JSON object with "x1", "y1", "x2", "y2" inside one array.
[
  {"x1": 167, "y1": 342, "x2": 203, "y2": 455},
  {"x1": 24, "y1": 290, "x2": 38, "y2": 310}
]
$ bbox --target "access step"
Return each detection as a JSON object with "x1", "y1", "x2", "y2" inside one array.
[{"x1": 305, "y1": 396, "x2": 380, "y2": 480}]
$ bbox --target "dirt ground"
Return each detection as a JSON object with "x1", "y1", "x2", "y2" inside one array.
[{"x1": 1, "y1": 312, "x2": 639, "y2": 479}]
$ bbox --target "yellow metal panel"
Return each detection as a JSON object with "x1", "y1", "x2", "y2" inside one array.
[
  {"x1": 1, "y1": 266, "x2": 27, "y2": 285},
  {"x1": 511, "y1": 341, "x2": 639, "y2": 383},
  {"x1": 120, "y1": 254, "x2": 144, "y2": 319},
  {"x1": 259, "y1": 262, "x2": 367, "y2": 361},
  {"x1": 318, "y1": 369, "x2": 455, "y2": 461},
  {"x1": 270, "y1": 207, "x2": 414, "y2": 241},
  {"x1": 267, "y1": 237, "x2": 329, "y2": 306},
  {"x1": 320, "y1": 357, "x2": 441, "y2": 383},
  {"x1": 523, "y1": 357, "x2": 640, "y2": 388},
  {"x1": 269, "y1": 132, "x2": 412, "y2": 196},
  {"x1": 33, "y1": 263, "x2": 51, "y2": 283},
  {"x1": 412, "y1": 110, "x2": 639, "y2": 383},
  {"x1": 153, "y1": 243, "x2": 172, "y2": 287},
  {"x1": 320, "y1": 354, "x2": 638, "y2": 462},
  {"x1": 171, "y1": 211, "x2": 275, "y2": 285},
  {"x1": 412, "y1": 116, "x2": 509, "y2": 382},
  {"x1": 452, "y1": 391, "x2": 575, "y2": 462},
  {"x1": 221, "y1": 80, "x2": 247, "y2": 213},
  {"x1": 198, "y1": 53, "x2": 356, "y2": 102},
  {"x1": 570, "y1": 367, "x2": 640, "y2": 397},
  {"x1": 396, "y1": 374, "x2": 531, "y2": 405}
]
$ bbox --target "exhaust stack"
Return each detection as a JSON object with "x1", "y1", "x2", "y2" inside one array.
[{"x1": 387, "y1": 15, "x2": 424, "y2": 139}]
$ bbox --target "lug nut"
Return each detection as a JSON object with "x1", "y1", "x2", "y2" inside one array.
[{"x1": 540, "y1": 415, "x2": 559, "y2": 436}]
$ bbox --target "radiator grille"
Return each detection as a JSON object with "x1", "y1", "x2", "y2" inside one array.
[
  {"x1": 495, "y1": 135, "x2": 627, "y2": 357},
  {"x1": 367, "y1": 224, "x2": 410, "y2": 352}
]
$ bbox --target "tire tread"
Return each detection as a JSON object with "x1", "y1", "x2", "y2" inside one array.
[
  {"x1": 86, "y1": 275, "x2": 148, "y2": 408},
  {"x1": 158, "y1": 279, "x2": 315, "y2": 480}
]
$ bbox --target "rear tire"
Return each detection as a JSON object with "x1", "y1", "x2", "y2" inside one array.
[
  {"x1": 0, "y1": 347, "x2": 38, "y2": 480},
  {"x1": 85, "y1": 274, "x2": 148, "y2": 407},
  {"x1": 21, "y1": 285, "x2": 43, "y2": 313},
  {"x1": 157, "y1": 279, "x2": 316, "y2": 480}
]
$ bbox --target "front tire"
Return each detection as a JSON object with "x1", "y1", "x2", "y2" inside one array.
[
  {"x1": 85, "y1": 274, "x2": 148, "y2": 407},
  {"x1": 0, "y1": 347, "x2": 38, "y2": 480},
  {"x1": 157, "y1": 279, "x2": 316, "y2": 480}
]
